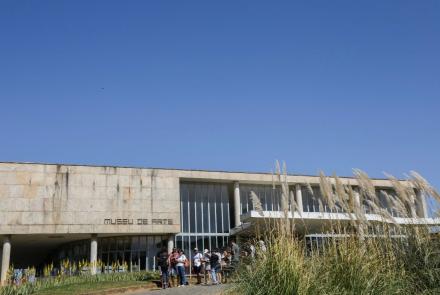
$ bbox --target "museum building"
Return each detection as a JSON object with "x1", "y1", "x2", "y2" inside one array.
[{"x1": 0, "y1": 162, "x2": 434, "y2": 285}]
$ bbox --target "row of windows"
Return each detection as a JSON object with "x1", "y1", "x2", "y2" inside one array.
[
  {"x1": 179, "y1": 183, "x2": 232, "y2": 272},
  {"x1": 175, "y1": 235, "x2": 230, "y2": 254},
  {"x1": 240, "y1": 184, "x2": 282, "y2": 214},
  {"x1": 99, "y1": 236, "x2": 168, "y2": 271},
  {"x1": 56, "y1": 236, "x2": 169, "y2": 271},
  {"x1": 239, "y1": 184, "x2": 420, "y2": 217},
  {"x1": 181, "y1": 182, "x2": 420, "y2": 222},
  {"x1": 180, "y1": 182, "x2": 230, "y2": 234}
]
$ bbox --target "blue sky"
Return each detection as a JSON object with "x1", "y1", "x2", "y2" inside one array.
[{"x1": 0, "y1": 1, "x2": 439, "y2": 212}]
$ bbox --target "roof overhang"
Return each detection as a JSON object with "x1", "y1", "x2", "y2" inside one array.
[{"x1": 231, "y1": 210, "x2": 440, "y2": 236}]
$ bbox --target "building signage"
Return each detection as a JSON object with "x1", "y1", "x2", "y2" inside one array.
[{"x1": 104, "y1": 218, "x2": 173, "y2": 225}]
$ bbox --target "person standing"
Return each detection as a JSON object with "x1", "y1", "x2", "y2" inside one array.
[
  {"x1": 168, "y1": 248, "x2": 179, "y2": 288},
  {"x1": 192, "y1": 248, "x2": 203, "y2": 284},
  {"x1": 176, "y1": 249, "x2": 188, "y2": 287},
  {"x1": 210, "y1": 248, "x2": 220, "y2": 285},
  {"x1": 202, "y1": 249, "x2": 211, "y2": 285},
  {"x1": 157, "y1": 248, "x2": 169, "y2": 289}
]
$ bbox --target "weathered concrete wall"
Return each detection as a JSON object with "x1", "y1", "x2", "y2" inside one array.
[
  {"x1": 0, "y1": 163, "x2": 181, "y2": 235},
  {"x1": 0, "y1": 162, "x2": 407, "y2": 236}
]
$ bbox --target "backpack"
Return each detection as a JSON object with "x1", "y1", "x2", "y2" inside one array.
[
  {"x1": 210, "y1": 253, "x2": 219, "y2": 265},
  {"x1": 157, "y1": 252, "x2": 168, "y2": 268}
]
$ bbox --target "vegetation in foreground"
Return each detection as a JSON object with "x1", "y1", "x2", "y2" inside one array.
[
  {"x1": 231, "y1": 164, "x2": 440, "y2": 295},
  {"x1": 34, "y1": 280, "x2": 151, "y2": 295},
  {"x1": 0, "y1": 271, "x2": 158, "y2": 295}
]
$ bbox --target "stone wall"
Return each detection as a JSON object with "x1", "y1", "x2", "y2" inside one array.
[
  {"x1": 0, "y1": 163, "x2": 181, "y2": 235},
  {"x1": 0, "y1": 162, "x2": 419, "y2": 236}
]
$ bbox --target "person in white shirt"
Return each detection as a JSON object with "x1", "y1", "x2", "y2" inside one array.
[
  {"x1": 192, "y1": 248, "x2": 203, "y2": 284},
  {"x1": 203, "y1": 249, "x2": 211, "y2": 285},
  {"x1": 176, "y1": 249, "x2": 187, "y2": 286}
]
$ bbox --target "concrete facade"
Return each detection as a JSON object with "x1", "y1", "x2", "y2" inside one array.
[
  {"x1": 0, "y1": 163, "x2": 180, "y2": 235},
  {"x1": 0, "y1": 161, "x2": 435, "y2": 285},
  {"x1": 2, "y1": 161, "x2": 421, "y2": 237}
]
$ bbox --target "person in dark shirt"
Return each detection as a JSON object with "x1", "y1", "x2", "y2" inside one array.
[
  {"x1": 157, "y1": 248, "x2": 170, "y2": 289},
  {"x1": 210, "y1": 248, "x2": 220, "y2": 285}
]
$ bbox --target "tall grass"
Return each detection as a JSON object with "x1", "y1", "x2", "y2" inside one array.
[{"x1": 231, "y1": 163, "x2": 440, "y2": 295}]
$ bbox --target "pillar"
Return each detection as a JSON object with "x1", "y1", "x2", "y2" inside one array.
[
  {"x1": 416, "y1": 190, "x2": 429, "y2": 218},
  {"x1": 353, "y1": 189, "x2": 361, "y2": 211},
  {"x1": 167, "y1": 235, "x2": 174, "y2": 254},
  {"x1": 295, "y1": 184, "x2": 303, "y2": 213},
  {"x1": 90, "y1": 234, "x2": 98, "y2": 275},
  {"x1": 353, "y1": 190, "x2": 365, "y2": 240},
  {"x1": 409, "y1": 195, "x2": 418, "y2": 218},
  {"x1": 1, "y1": 235, "x2": 11, "y2": 286},
  {"x1": 234, "y1": 182, "x2": 241, "y2": 227}
]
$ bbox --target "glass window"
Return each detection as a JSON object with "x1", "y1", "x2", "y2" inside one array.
[
  {"x1": 131, "y1": 236, "x2": 139, "y2": 252},
  {"x1": 189, "y1": 184, "x2": 196, "y2": 232},
  {"x1": 131, "y1": 251, "x2": 139, "y2": 272},
  {"x1": 203, "y1": 236, "x2": 210, "y2": 251},
  {"x1": 183, "y1": 236, "x2": 190, "y2": 258},
  {"x1": 376, "y1": 188, "x2": 402, "y2": 217},
  {"x1": 117, "y1": 239, "x2": 124, "y2": 251},
  {"x1": 240, "y1": 185, "x2": 249, "y2": 214},
  {"x1": 217, "y1": 236, "x2": 224, "y2": 250},
  {"x1": 222, "y1": 185, "x2": 229, "y2": 233},
  {"x1": 181, "y1": 184, "x2": 189, "y2": 232},
  {"x1": 139, "y1": 251, "x2": 146, "y2": 271},
  {"x1": 209, "y1": 185, "x2": 216, "y2": 233},
  {"x1": 100, "y1": 238, "x2": 108, "y2": 252},
  {"x1": 179, "y1": 182, "x2": 231, "y2": 255},
  {"x1": 139, "y1": 236, "x2": 147, "y2": 251},
  {"x1": 196, "y1": 185, "x2": 203, "y2": 233},
  {"x1": 146, "y1": 236, "x2": 156, "y2": 270},
  {"x1": 216, "y1": 185, "x2": 223, "y2": 234},
  {"x1": 202, "y1": 185, "x2": 209, "y2": 233},
  {"x1": 301, "y1": 186, "x2": 326, "y2": 212},
  {"x1": 240, "y1": 184, "x2": 283, "y2": 212},
  {"x1": 176, "y1": 235, "x2": 183, "y2": 251},
  {"x1": 195, "y1": 236, "x2": 203, "y2": 252},
  {"x1": 210, "y1": 236, "x2": 217, "y2": 250},
  {"x1": 190, "y1": 236, "x2": 197, "y2": 255}
]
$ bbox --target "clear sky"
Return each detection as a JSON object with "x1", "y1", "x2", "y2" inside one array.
[{"x1": 1, "y1": 1, "x2": 439, "y2": 212}]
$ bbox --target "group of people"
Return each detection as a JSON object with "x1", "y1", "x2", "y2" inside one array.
[{"x1": 156, "y1": 240, "x2": 240, "y2": 289}]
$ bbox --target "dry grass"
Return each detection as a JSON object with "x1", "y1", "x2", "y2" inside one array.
[{"x1": 231, "y1": 162, "x2": 440, "y2": 295}]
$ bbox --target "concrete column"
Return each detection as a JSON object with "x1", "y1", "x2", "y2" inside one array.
[
  {"x1": 353, "y1": 189, "x2": 361, "y2": 210},
  {"x1": 90, "y1": 234, "x2": 98, "y2": 275},
  {"x1": 409, "y1": 195, "x2": 418, "y2": 218},
  {"x1": 167, "y1": 235, "x2": 174, "y2": 254},
  {"x1": 417, "y1": 190, "x2": 429, "y2": 218},
  {"x1": 353, "y1": 190, "x2": 365, "y2": 240},
  {"x1": 234, "y1": 182, "x2": 241, "y2": 227},
  {"x1": 1, "y1": 236, "x2": 11, "y2": 286},
  {"x1": 295, "y1": 184, "x2": 303, "y2": 213}
]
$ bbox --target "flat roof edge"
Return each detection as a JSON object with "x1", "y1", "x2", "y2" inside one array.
[{"x1": 0, "y1": 160, "x2": 404, "y2": 181}]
